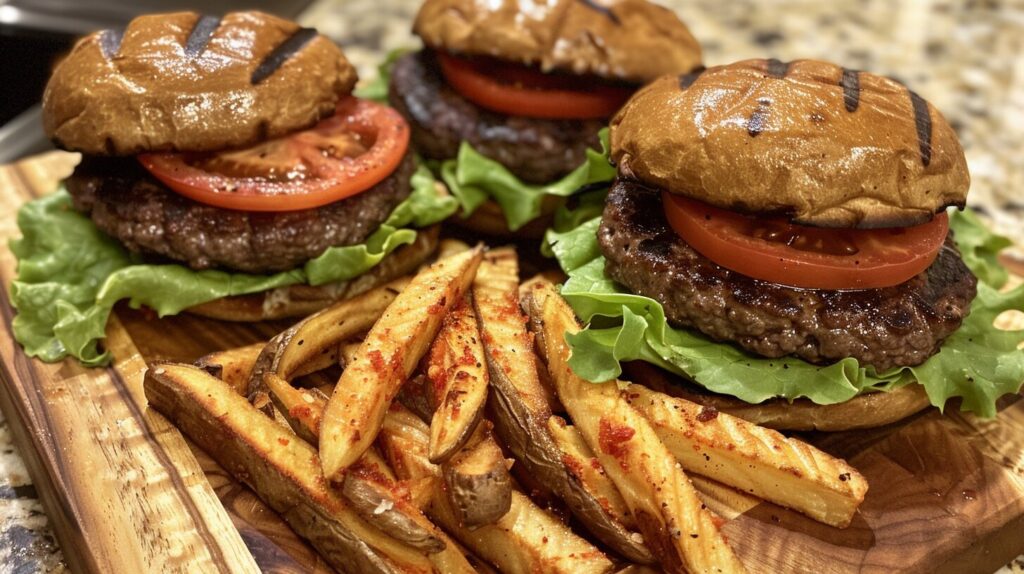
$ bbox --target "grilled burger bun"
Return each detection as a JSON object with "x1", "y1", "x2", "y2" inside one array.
[
  {"x1": 42, "y1": 11, "x2": 442, "y2": 321},
  {"x1": 390, "y1": 0, "x2": 702, "y2": 238},
  {"x1": 43, "y1": 11, "x2": 357, "y2": 156},
  {"x1": 599, "y1": 59, "x2": 977, "y2": 430},
  {"x1": 610, "y1": 58, "x2": 969, "y2": 228}
]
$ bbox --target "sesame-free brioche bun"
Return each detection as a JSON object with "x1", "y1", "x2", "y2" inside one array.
[
  {"x1": 413, "y1": 0, "x2": 702, "y2": 83},
  {"x1": 42, "y1": 11, "x2": 357, "y2": 156},
  {"x1": 610, "y1": 58, "x2": 970, "y2": 228}
]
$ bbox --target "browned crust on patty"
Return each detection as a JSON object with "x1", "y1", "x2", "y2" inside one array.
[{"x1": 598, "y1": 178, "x2": 977, "y2": 371}]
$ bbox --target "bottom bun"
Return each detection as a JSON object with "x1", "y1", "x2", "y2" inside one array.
[
  {"x1": 186, "y1": 226, "x2": 441, "y2": 322},
  {"x1": 623, "y1": 361, "x2": 931, "y2": 432},
  {"x1": 451, "y1": 197, "x2": 559, "y2": 240}
]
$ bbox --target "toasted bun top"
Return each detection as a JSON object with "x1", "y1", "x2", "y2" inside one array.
[
  {"x1": 42, "y1": 11, "x2": 357, "y2": 155},
  {"x1": 610, "y1": 59, "x2": 969, "y2": 228},
  {"x1": 413, "y1": 0, "x2": 702, "y2": 83}
]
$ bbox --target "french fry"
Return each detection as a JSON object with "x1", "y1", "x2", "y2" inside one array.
[
  {"x1": 195, "y1": 342, "x2": 264, "y2": 395},
  {"x1": 338, "y1": 341, "x2": 362, "y2": 367},
  {"x1": 248, "y1": 277, "x2": 411, "y2": 396},
  {"x1": 474, "y1": 248, "x2": 652, "y2": 564},
  {"x1": 546, "y1": 416, "x2": 634, "y2": 530},
  {"x1": 524, "y1": 281, "x2": 746, "y2": 574},
  {"x1": 320, "y1": 246, "x2": 484, "y2": 480},
  {"x1": 623, "y1": 384, "x2": 868, "y2": 527},
  {"x1": 144, "y1": 362, "x2": 436, "y2": 574},
  {"x1": 343, "y1": 452, "x2": 450, "y2": 555},
  {"x1": 442, "y1": 421, "x2": 512, "y2": 528},
  {"x1": 427, "y1": 293, "x2": 490, "y2": 463},
  {"x1": 262, "y1": 373, "x2": 452, "y2": 554},
  {"x1": 263, "y1": 373, "x2": 326, "y2": 444},
  {"x1": 380, "y1": 406, "x2": 615, "y2": 574}
]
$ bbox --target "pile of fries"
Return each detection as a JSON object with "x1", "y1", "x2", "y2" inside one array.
[{"x1": 144, "y1": 243, "x2": 869, "y2": 574}]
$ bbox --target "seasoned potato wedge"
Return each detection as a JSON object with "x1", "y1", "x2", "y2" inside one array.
[
  {"x1": 474, "y1": 248, "x2": 651, "y2": 563},
  {"x1": 343, "y1": 452, "x2": 449, "y2": 555},
  {"x1": 143, "y1": 363, "x2": 435, "y2": 574},
  {"x1": 442, "y1": 422, "x2": 512, "y2": 528},
  {"x1": 546, "y1": 416, "x2": 634, "y2": 529},
  {"x1": 248, "y1": 277, "x2": 411, "y2": 397},
  {"x1": 623, "y1": 384, "x2": 868, "y2": 527},
  {"x1": 427, "y1": 294, "x2": 490, "y2": 463},
  {"x1": 261, "y1": 373, "x2": 453, "y2": 554},
  {"x1": 195, "y1": 342, "x2": 264, "y2": 395},
  {"x1": 379, "y1": 406, "x2": 615, "y2": 574},
  {"x1": 263, "y1": 373, "x2": 325, "y2": 445},
  {"x1": 320, "y1": 247, "x2": 483, "y2": 479},
  {"x1": 524, "y1": 282, "x2": 746, "y2": 574}
]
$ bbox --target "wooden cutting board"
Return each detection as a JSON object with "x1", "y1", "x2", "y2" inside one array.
[{"x1": 1, "y1": 151, "x2": 1022, "y2": 574}]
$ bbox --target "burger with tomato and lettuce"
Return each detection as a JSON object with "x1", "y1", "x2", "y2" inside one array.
[
  {"x1": 385, "y1": 0, "x2": 703, "y2": 237},
  {"x1": 11, "y1": 11, "x2": 457, "y2": 366},
  {"x1": 547, "y1": 58, "x2": 1024, "y2": 428}
]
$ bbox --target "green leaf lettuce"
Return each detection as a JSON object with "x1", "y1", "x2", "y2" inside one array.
[
  {"x1": 352, "y1": 48, "x2": 615, "y2": 232},
  {"x1": 546, "y1": 210, "x2": 1024, "y2": 417},
  {"x1": 10, "y1": 165, "x2": 457, "y2": 366},
  {"x1": 440, "y1": 129, "x2": 614, "y2": 232}
]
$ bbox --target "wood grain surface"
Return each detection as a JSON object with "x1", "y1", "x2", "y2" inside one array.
[{"x1": 1, "y1": 151, "x2": 1023, "y2": 574}]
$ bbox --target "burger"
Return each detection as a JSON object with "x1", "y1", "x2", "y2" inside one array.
[
  {"x1": 546, "y1": 58, "x2": 1024, "y2": 429},
  {"x1": 387, "y1": 0, "x2": 703, "y2": 237},
  {"x1": 12, "y1": 11, "x2": 457, "y2": 365}
]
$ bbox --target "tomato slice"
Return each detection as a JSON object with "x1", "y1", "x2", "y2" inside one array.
[
  {"x1": 662, "y1": 192, "x2": 950, "y2": 290},
  {"x1": 437, "y1": 53, "x2": 632, "y2": 120},
  {"x1": 138, "y1": 97, "x2": 410, "y2": 212}
]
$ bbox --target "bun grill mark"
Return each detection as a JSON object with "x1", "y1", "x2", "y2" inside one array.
[
  {"x1": 251, "y1": 27, "x2": 318, "y2": 84},
  {"x1": 840, "y1": 68, "x2": 860, "y2": 112},
  {"x1": 747, "y1": 97, "x2": 772, "y2": 137},
  {"x1": 909, "y1": 90, "x2": 932, "y2": 166},
  {"x1": 99, "y1": 28, "x2": 124, "y2": 59},
  {"x1": 577, "y1": 0, "x2": 621, "y2": 24},
  {"x1": 765, "y1": 58, "x2": 791, "y2": 79},
  {"x1": 184, "y1": 15, "x2": 221, "y2": 57},
  {"x1": 678, "y1": 72, "x2": 701, "y2": 90},
  {"x1": 744, "y1": 60, "x2": 789, "y2": 136}
]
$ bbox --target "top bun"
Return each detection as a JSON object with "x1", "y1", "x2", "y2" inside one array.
[
  {"x1": 610, "y1": 59, "x2": 969, "y2": 228},
  {"x1": 413, "y1": 0, "x2": 702, "y2": 83},
  {"x1": 43, "y1": 11, "x2": 357, "y2": 156}
]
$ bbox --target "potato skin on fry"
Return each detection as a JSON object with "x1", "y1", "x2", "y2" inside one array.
[
  {"x1": 379, "y1": 406, "x2": 615, "y2": 574},
  {"x1": 143, "y1": 363, "x2": 431, "y2": 574},
  {"x1": 261, "y1": 372, "x2": 457, "y2": 556},
  {"x1": 343, "y1": 456, "x2": 448, "y2": 554},
  {"x1": 320, "y1": 247, "x2": 484, "y2": 480},
  {"x1": 195, "y1": 342, "x2": 264, "y2": 396},
  {"x1": 442, "y1": 423, "x2": 512, "y2": 528},
  {"x1": 474, "y1": 248, "x2": 653, "y2": 564},
  {"x1": 427, "y1": 293, "x2": 490, "y2": 464},
  {"x1": 524, "y1": 282, "x2": 747, "y2": 574},
  {"x1": 247, "y1": 277, "x2": 410, "y2": 408}
]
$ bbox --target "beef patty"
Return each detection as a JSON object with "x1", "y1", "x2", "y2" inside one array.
[
  {"x1": 388, "y1": 50, "x2": 606, "y2": 184},
  {"x1": 598, "y1": 179, "x2": 978, "y2": 371},
  {"x1": 67, "y1": 153, "x2": 415, "y2": 274}
]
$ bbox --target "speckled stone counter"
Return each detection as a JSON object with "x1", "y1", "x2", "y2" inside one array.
[{"x1": 2, "y1": 0, "x2": 1022, "y2": 572}]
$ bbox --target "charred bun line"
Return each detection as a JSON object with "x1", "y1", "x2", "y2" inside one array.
[
  {"x1": 614, "y1": 58, "x2": 968, "y2": 229},
  {"x1": 577, "y1": 0, "x2": 621, "y2": 24},
  {"x1": 251, "y1": 27, "x2": 319, "y2": 84},
  {"x1": 184, "y1": 14, "x2": 221, "y2": 57},
  {"x1": 42, "y1": 11, "x2": 357, "y2": 156},
  {"x1": 681, "y1": 59, "x2": 933, "y2": 167}
]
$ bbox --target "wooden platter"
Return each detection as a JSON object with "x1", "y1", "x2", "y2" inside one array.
[{"x1": 1, "y1": 151, "x2": 1022, "y2": 574}]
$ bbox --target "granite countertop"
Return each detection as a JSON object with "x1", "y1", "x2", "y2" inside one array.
[{"x1": 2, "y1": 0, "x2": 1022, "y2": 572}]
